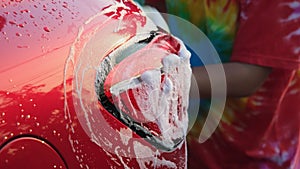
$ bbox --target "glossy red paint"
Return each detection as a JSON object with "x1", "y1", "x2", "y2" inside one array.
[
  {"x1": 0, "y1": 0, "x2": 186, "y2": 168},
  {"x1": 0, "y1": 137, "x2": 67, "y2": 169}
]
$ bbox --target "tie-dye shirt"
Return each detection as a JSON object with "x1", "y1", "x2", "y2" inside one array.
[
  {"x1": 136, "y1": 0, "x2": 239, "y2": 62},
  {"x1": 220, "y1": 1, "x2": 300, "y2": 168},
  {"x1": 136, "y1": 0, "x2": 300, "y2": 168}
]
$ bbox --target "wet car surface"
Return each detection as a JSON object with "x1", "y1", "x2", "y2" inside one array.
[{"x1": 0, "y1": 0, "x2": 191, "y2": 168}]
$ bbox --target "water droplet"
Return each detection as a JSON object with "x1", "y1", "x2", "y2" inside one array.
[
  {"x1": 62, "y1": 2, "x2": 68, "y2": 8},
  {"x1": 20, "y1": 9, "x2": 29, "y2": 13},
  {"x1": 30, "y1": 14, "x2": 34, "y2": 18},
  {"x1": 1, "y1": 112, "x2": 5, "y2": 116},
  {"x1": 36, "y1": 122, "x2": 40, "y2": 127},
  {"x1": 18, "y1": 23, "x2": 24, "y2": 28},
  {"x1": 16, "y1": 122, "x2": 20, "y2": 126},
  {"x1": 17, "y1": 45, "x2": 29, "y2": 48},
  {"x1": 1, "y1": 4, "x2": 7, "y2": 8},
  {"x1": 4, "y1": 136, "x2": 8, "y2": 140},
  {"x1": 19, "y1": 104, "x2": 22, "y2": 107},
  {"x1": 26, "y1": 115, "x2": 31, "y2": 119},
  {"x1": 8, "y1": 21, "x2": 16, "y2": 25},
  {"x1": 43, "y1": 27, "x2": 50, "y2": 32},
  {"x1": 29, "y1": 129, "x2": 33, "y2": 132},
  {"x1": 0, "y1": 16, "x2": 6, "y2": 31},
  {"x1": 16, "y1": 32, "x2": 22, "y2": 36}
]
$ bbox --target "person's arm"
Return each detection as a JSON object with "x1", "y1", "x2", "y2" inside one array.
[{"x1": 192, "y1": 62, "x2": 271, "y2": 98}]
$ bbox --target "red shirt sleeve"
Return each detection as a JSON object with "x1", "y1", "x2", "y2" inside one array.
[{"x1": 231, "y1": 0, "x2": 300, "y2": 70}]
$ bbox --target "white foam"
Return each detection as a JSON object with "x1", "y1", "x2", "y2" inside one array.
[
  {"x1": 119, "y1": 127, "x2": 132, "y2": 145},
  {"x1": 112, "y1": 37, "x2": 192, "y2": 147},
  {"x1": 133, "y1": 141, "x2": 177, "y2": 168}
]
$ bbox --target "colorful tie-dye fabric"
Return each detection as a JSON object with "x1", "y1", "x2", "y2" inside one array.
[
  {"x1": 135, "y1": 0, "x2": 239, "y2": 62},
  {"x1": 165, "y1": 0, "x2": 239, "y2": 62},
  {"x1": 222, "y1": 1, "x2": 300, "y2": 168},
  {"x1": 135, "y1": 0, "x2": 300, "y2": 168},
  {"x1": 184, "y1": 0, "x2": 300, "y2": 169}
]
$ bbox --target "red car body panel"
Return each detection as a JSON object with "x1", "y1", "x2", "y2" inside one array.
[
  {"x1": 0, "y1": 137, "x2": 67, "y2": 169},
  {"x1": 0, "y1": 0, "x2": 188, "y2": 168}
]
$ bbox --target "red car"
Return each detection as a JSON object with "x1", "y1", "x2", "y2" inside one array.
[{"x1": 0, "y1": 0, "x2": 191, "y2": 168}]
